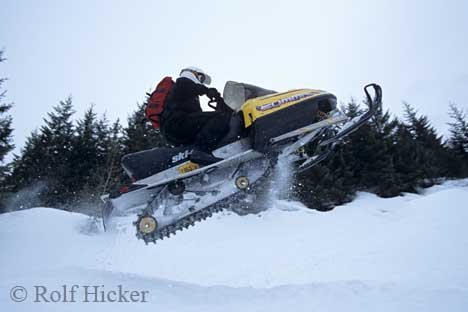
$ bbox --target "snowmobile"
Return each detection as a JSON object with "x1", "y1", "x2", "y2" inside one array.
[{"x1": 101, "y1": 82, "x2": 382, "y2": 244}]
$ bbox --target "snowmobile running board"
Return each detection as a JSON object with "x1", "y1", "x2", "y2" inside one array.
[{"x1": 137, "y1": 148, "x2": 264, "y2": 190}]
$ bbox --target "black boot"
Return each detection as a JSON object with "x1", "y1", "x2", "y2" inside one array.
[{"x1": 189, "y1": 149, "x2": 224, "y2": 166}]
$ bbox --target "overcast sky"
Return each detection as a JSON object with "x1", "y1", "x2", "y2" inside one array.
[{"x1": 2, "y1": 0, "x2": 468, "y2": 157}]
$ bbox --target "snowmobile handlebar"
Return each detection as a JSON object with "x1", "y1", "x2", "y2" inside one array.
[{"x1": 208, "y1": 94, "x2": 232, "y2": 112}]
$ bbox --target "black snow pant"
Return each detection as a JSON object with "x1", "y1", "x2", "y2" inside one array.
[{"x1": 161, "y1": 111, "x2": 232, "y2": 152}]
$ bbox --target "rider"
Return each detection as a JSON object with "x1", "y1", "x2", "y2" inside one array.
[{"x1": 160, "y1": 67, "x2": 232, "y2": 155}]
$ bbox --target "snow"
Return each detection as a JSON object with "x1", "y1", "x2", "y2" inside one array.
[{"x1": 1, "y1": 180, "x2": 468, "y2": 311}]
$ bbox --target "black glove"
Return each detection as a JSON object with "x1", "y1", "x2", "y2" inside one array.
[{"x1": 206, "y1": 87, "x2": 221, "y2": 100}]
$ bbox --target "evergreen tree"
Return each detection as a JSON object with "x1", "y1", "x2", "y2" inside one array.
[
  {"x1": 447, "y1": 104, "x2": 468, "y2": 157},
  {"x1": 40, "y1": 97, "x2": 76, "y2": 206},
  {"x1": 447, "y1": 103, "x2": 468, "y2": 176},
  {"x1": 401, "y1": 102, "x2": 448, "y2": 184},
  {"x1": 9, "y1": 97, "x2": 75, "y2": 208},
  {"x1": 342, "y1": 97, "x2": 363, "y2": 118},
  {"x1": 67, "y1": 109, "x2": 125, "y2": 211},
  {"x1": 349, "y1": 99, "x2": 400, "y2": 197},
  {"x1": 8, "y1": 132, "x2": 43, "y2": 187},
  {"x1": 0, "y1": 51, "x2": 14, "y2": 187},
  {"x1": 294, "y1": 143, "x2": 356, "y2": 210},
  {"x1": 392, "y1": 122, "x2": 425, "y2": 192},
  {"x1": 87, "y1": 117, "x2": 125, "y2": 199},
  {"x1": 5, "y1": 131, "x2": 47, "y2": 209},
  {"x1": 69, "y1": 106, "x2": 100, "y2": 201},
  {"x1": 97, "y1": 119, "x2": 125, "y2": 193}
]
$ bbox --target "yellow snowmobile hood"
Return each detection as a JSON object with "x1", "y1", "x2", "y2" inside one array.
[{"x1": 240, "y1": 89, "x2": 328, "y2": 127}]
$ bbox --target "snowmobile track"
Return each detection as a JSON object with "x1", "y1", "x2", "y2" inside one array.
[{"x1": 135, "y1": 164, "x2": 273, "y2": 244}]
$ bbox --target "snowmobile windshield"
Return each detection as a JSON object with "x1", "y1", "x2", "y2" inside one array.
[{"x1": 223, "y1": 81, "x2": 276, "y2": 111}]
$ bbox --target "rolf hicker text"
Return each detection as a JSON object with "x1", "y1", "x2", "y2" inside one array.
[{"x1": 32, "y1": 285, "x2": 149, "y2": 303}]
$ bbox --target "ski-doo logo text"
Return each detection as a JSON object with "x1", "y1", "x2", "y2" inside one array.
[
  {"x1": 11, "y1": 285, "x2": 150, "y2": 303},
  {"x1": 256, "y1": 92, "x2": 315, "y2": 112},
  {"x1": 172, "y1": 149, "x2": 193, "y2": 163}
]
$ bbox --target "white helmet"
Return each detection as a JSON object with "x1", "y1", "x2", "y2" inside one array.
[{"x1": 179, "y1": 66, "x2": 212, "y2": 85}]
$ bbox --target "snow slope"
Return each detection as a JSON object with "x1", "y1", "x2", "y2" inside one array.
[{"x1": 1, "y1": 180, "x2": 468, "y2": 311}]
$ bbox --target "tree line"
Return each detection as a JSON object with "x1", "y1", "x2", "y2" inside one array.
[
  {"x1": 0, "y1": 98, "x2": 167, "y2": 212},
  {"x1": 293, "y1": 99, "x2": 468, "y2": 210},
  {"x1": 0, "y1": 51, "x2": 467, "y2": 213}
]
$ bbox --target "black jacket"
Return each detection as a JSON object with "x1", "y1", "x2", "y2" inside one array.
[
  {"x1": 164, "y1": 77, "x2": 209, "y2": 114},
  {"x1": 160, "y1": 77, "x2": 231, "y2": 148}
]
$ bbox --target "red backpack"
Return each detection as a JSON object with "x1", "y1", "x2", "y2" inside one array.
[{"x1": 145, "y1": 76, "x2": 174, "y2": 128}]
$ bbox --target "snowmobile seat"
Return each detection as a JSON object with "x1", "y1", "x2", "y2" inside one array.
[{"x1": 121, "y1": 146, "x2": 195, "y2": 181}]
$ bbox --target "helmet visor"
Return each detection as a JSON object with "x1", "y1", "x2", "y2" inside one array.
[
  {"x1": 197, "y1": 73, "x2": 206, "y2": 84},
  {"x1": 196, "y1": 71, "x2": 211, "y2": 85},
  {"x1": 180, "y1": 68, "x2": 211, "y2": 85}
]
